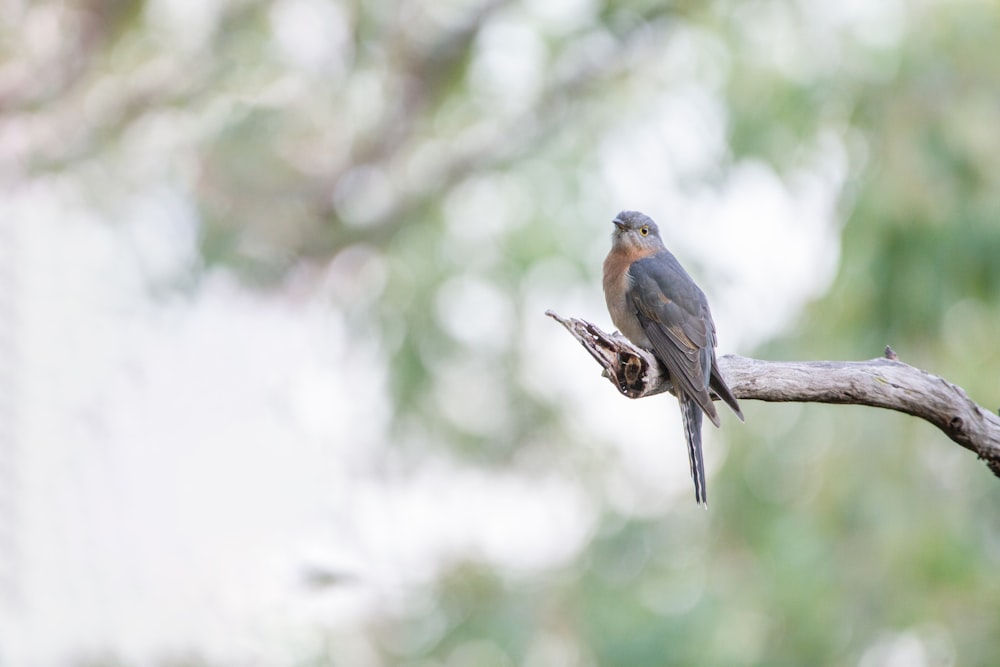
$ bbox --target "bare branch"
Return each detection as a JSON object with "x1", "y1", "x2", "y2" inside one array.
[{"x1": 546, "y1": 310, "x2": 1000, "y2": 478}]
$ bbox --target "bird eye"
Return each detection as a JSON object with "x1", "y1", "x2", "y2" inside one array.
[{"x1": 639, "y1": 226, "x2": 649, "y2": 236}]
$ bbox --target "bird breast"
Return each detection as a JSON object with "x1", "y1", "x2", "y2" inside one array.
[{"x1": 603, "y1": 249, "x2": 653, "y2": 348}]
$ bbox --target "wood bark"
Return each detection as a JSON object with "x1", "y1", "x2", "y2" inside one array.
[{"x1": 546, "y1": 310, "x2": 1000, "y2": 478}]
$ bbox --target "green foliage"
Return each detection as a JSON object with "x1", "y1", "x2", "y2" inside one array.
[{"x1": 13, "y1": 0, "x2": 1000, "y2": 664}]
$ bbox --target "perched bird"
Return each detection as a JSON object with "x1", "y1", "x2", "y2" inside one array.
[{"x1": 603, "y1": 210, "x2": 743, "y2": 505}]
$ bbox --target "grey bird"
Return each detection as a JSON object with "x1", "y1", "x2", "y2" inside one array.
[{"x1": 603, "y1": 210, "x2": 743, "y2": 505}]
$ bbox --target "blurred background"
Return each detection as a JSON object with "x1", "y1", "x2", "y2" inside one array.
[{"x1": 2, "y1": 0, "x2": 1000, "y2": 664}]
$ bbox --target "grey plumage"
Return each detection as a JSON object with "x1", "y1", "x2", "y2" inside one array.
[{"x1": 603, "y1": 210, "x2": 743, "y2": 506}]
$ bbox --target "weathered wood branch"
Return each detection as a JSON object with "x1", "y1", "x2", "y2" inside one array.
[{"x1": 546, "y1": 310, "x2": 1000, "y2": 478}]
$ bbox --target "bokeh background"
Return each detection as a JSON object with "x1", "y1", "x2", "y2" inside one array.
[{"x1": 2, "y1": 0, "x2": 1000, "y2": 664}]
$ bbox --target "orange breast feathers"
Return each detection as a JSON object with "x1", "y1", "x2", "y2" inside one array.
[
  {"x1": 603, "y1": 249, "x2": 631, "y2": 300},
  {"x1": 603, "y1": 245, "x2": 659, "y2": 333},
  {"x1": 602, "y1": 245, "x2": 659, "y2": 295}
]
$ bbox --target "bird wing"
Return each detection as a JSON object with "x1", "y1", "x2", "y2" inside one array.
[
  {"x1": 711, "y1": 364, "x2": 744, "y2": 422},
  {"x1": 626, "y1": 253, "x2": 721, "y2": 427}
]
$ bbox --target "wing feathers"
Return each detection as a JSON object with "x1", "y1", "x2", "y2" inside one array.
[
  {"x1": 641, "y1": 319, "x2": 721, "y2": 427},
  {"x1": 626, "y1": 255, "x2": 739, "y2": 427}
]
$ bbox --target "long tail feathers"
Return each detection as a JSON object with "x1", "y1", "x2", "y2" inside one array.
[{"x1": 679, "y1": 393, "x2": 707, "y2": 506}]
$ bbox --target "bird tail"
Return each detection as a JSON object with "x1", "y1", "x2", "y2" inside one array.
[{"x1": 679, "y1": 393, "x2": 707, "y2": 506}]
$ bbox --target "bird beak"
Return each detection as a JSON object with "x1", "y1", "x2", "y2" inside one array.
[{"x1": 612, "y1": 218, "x2": 627, "y2": 231}]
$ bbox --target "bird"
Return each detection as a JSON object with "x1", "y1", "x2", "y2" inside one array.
[{"x1": 603, "y1": 210, "x2": 743, "y2": 506}]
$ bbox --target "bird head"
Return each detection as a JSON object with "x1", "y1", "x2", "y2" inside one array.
[{"x1": 610, "y1": 210, "x2": 664, "y2": 251}]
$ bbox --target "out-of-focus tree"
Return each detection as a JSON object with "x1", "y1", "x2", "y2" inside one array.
[{"x1": 5, "y1": 0, "x2": 1000, "y2": 665}]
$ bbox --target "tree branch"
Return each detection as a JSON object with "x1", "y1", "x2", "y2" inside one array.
[{"x1": 546, "y1": 310, "x2": 1000, "y2": 478}]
